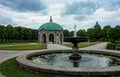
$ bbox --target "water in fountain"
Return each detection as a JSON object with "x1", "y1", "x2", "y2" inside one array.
[{"x1": 32, "y1": 53, "x2": 120, "y2": 68}]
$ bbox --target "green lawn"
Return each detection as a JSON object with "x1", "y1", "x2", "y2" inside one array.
[
  {"x1": 0, "y1": 42, "x2": 36, "y2": 45},
  {"x1": 0, "y1": 58, "x2": 50, "y2": 77},
  {"x1": 0, "y1": 44, "x2": 45, "y2": 50},
  {"x1": 64, "y1": 42, "x2": 99, "y2": 48}
]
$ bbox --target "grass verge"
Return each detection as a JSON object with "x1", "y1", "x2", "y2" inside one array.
[
  {"x1": 0, "y1": 44, "x2": 45, "y2": 50},
  {"x1": 0, "y1": 57, "x2": 50, "y2": 77},
  {"x1": 63, "y1": 42, "x2": 99, "y2": 48}
]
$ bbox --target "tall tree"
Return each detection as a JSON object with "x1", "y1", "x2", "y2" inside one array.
[
  {"x1": 0, "y1": 25, "x2": 5, "y2": 42},
  {"x1": 77, "y1": 29, "x2": 87, "y2": 36},
  {"x1": 69, "y1": 31, "x2": 74, "y2": 37},
  {"x1": 87, "y1": 28, "x2": 95, "y2": 39},
  {"x1": 0, "y1": 24, "x2": 38, "y2": 42},
  {"x1": 115, "y1": 25, "x2": 120, "y2": 29},
  {"x1": 31, "y1": 29, "x2": 38, "y2": 40},
  {"x1": 108, "y1": 27, "x2": 120, "y2": 42},
  {"x1": 102, "y1": 25, "x2": 111, "y2": 40},
  {"x1": 6, "y1": 24, "x2": 14, "y2": 42},
  {"x1": 63, "y1": 30, "x2": 69, "y2": 37}
]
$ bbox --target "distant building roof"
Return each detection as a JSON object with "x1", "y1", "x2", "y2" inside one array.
[{"x1": 94, "y1": 21, "x2": 101, "y2": 29}]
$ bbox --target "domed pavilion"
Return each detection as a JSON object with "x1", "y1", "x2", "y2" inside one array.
[{"x1": 38, "y1": 16, "x2": 63, "y2": 44}]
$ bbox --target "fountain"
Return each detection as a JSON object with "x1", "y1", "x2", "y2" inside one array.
[
  {"x1": 64, "y1": 24, "x2": 88, "y2": 60},
  {"x1": 16, "y1": 25, "x2": 120, "y2": 77}
]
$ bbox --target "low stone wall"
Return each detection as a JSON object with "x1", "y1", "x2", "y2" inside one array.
[{"x1": 16, "y1": 50, "x2": 120, "y2": 77}]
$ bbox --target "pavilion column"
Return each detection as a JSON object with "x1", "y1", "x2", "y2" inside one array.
[
  {"x1": 46, "y1": 33, "x2": 49, "y2": 44},
  {"x1": 54, "y1": 33, "x2": 56, "y2": 44},
  {"x1": 40, "y1": 33, "x2": 43, "y2": 44}
]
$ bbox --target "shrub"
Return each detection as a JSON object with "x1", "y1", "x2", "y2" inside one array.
[
  {"x1": 107, "y1": 42, "x2": 116, "y2": 50},
  {"x1": 115, "y1": 41, "x2": 120, "y2": 50}
]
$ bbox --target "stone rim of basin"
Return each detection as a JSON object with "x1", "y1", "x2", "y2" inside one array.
[{"x1": 16, "y1": 49, "x2": 120, "y2": 76}]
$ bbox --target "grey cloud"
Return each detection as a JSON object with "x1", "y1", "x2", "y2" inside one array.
[
  {"x1": 97, "y1": 0, "x2": 120, "y2": 11},
  {"x1": 0, "y1": 0, "x2": 47, "y2": 12},
  {"x1": 62, "y1": 1, "x2": 98, "y2": 21},
  {"x1": 62, "y1": 0, "x2": 120, "y2": 21},
  {"x1": 74, "y1": 15, "x2": 86, "y2": 21},
  {"x1": 62, "y1": 1, "x2": 97, "y2": 15},
  {"x1": 0, "y1": 15, "x2": 15, "y2": 25}
]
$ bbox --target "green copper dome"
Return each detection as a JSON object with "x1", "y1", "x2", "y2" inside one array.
[{"x1": 38, "y1": 16, "x2": 63, "y2": 31}]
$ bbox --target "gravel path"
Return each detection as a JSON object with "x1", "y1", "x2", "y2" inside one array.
[{"x1": 0, "y1": 42, "x2": 119, "y2": 77}]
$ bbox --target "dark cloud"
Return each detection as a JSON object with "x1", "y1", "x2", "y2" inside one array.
[
  {"x1": 62, "y1": 1, "x2": 98, "y2": 21},
  {"x1": 62, "y1": 0, "x2": 120, "y2": 21},
  {"x1": 0, "y1": 0, "x2": 47, "y2": 12},
  {"x1": 62, "y1": 1, "x2": 97, "y2": 15}
]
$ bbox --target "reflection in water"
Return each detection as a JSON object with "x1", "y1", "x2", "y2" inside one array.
[{"x1": 73, "y1": 61, "x2": 79, "y2": 67}]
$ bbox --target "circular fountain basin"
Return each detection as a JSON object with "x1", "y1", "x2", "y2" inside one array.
[
  {"x1": 16, "y1": 50, "x2": 120, "y2": 77},
  {"x1": 32, "y1": 53, "x2": 120, "y2": 68}
]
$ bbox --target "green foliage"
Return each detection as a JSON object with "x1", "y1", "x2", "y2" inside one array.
[
  {"x1": 87, "y1": 28, "x2": 96, "y2": 41},
  {"x1": 0, "y1": 25, "x2": 38, "y2": 43},
  {"x1": 108, "y1": 27, "x2": 120, "y2": 42},
  {"x1": 106, "y1": 42, "x2": 116, "y2": 50},
  {"x1": 87, "y1": 25, "x2": 120, "y2": 42},
  {"x1": 0, "y1": 58, "x2": 49, "y2": 77},
  {"x1": 107, "y1": 41, "x2": 120, "y2": 50},
  {"x1": 63, "y1": 29, "x2": 69, "y2": 37},
  {"x1": 102, "y1": 25, "x2": 111, "y2": 40},
  {"x1": 77, "y1": 29, "x2": 87, "y2": 36},
  {"x1": 0, "y1": 25, "x2": 5, "y2": 41},
  {"x1": 0, "y1": 24, "x2": 120, "y2": 43},
  {"x1": 69, "y1": 31, "x2": 74, "y2": 37}
]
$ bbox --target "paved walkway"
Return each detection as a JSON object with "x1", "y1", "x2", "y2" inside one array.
[
  {"x1": 47, "y1": 44, "x2": 71, "y2": 50},
  {"x1": 0, "y1": 42, "x2": 119, "y2": 77},
  {"x1": 80, "y1": 42, "x2": 107, "y2": 50},
  {"x1": 80, "y1": 42, "x2": 120, "y2": 52}
]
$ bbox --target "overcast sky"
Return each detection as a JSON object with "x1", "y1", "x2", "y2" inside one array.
[{"x1": 0, "y1": 0, "x2": 120, "y2": 31}]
